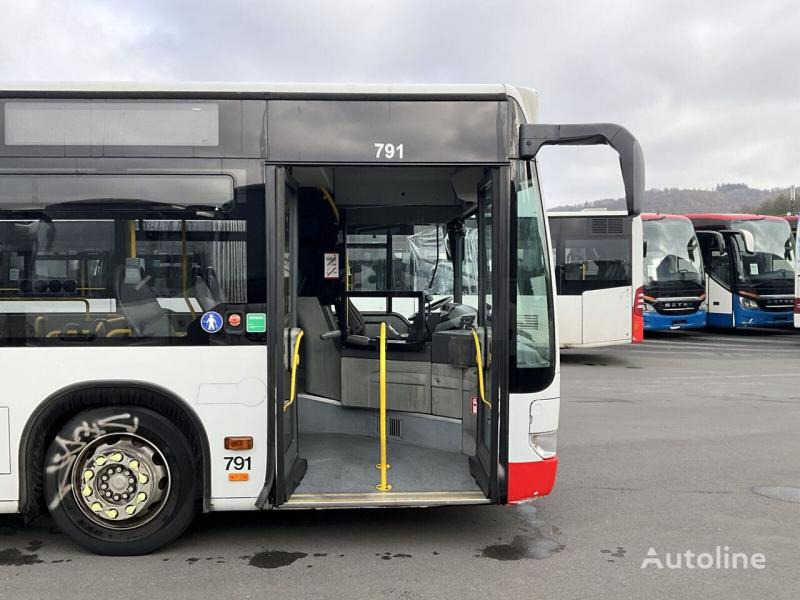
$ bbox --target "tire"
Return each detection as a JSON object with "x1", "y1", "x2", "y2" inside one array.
[{"x1": 44, "y1": 406, "x2": 198, "y2": 555}]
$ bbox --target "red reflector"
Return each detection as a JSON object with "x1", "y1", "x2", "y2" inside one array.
[
  {"x1": 224, "y1": 436, "x2": 253, "y2": 450},
  {"x1": 794, "y1": 298, "x2": 800, "y2": 314},
  {"x1": 228, "y1": 313, "x2": 243, "y2": 327},
  {"x1": 632, "y1": 286, "x2": 644, "y2": 343},
  {"x1": 507, "y1": 457, "x2": 558, "y2": 503}
]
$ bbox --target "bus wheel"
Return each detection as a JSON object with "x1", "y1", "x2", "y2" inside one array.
[{"x1": 44, "y1": 406, "x2": 197, "y2": 555}]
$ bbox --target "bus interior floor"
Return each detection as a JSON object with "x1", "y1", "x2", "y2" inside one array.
[{"x1": 293, "y1": 432, "x2": 480, "y2": 494}]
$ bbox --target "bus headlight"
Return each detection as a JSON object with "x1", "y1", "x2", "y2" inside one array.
[
  {"x1": 700, "y1": 299, "x2": 708, "y2": 311},
  {"x1": 739, "y1": 296, "x2": 759, "y2": 309},
  {"x1": 643, "y1": 301, "x2": 656, "y2": 312},
  {"x1": 529, "y1": 431, "x2": 557, "y2": 459}
]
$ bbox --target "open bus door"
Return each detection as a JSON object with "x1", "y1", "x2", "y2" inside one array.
[
  {"x1": 266, "y1": 166, "x2": 307, "y2": 505},
  {"x1": 469, "y1": 169, "x2": 506, "y2": 500}
]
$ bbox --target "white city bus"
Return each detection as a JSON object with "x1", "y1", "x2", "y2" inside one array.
[
  {"x1": 0, "y1": 83, "x2": 643, "y2": 554},
  {"x1": 547, "y1": 209, "x2": 644, "y2": 347}
]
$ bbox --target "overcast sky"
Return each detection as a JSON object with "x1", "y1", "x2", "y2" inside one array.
[{"x1": 1, "y1": 0, "x2": 798, "y2": 206}]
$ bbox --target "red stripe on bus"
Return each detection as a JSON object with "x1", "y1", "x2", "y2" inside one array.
[{"x1": 507, "y1": 456, "x2": 558, "y2": 503}]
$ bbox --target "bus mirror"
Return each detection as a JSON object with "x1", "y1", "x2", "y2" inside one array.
[
  {"x1": 696, "y1": 230, "x2": 727, "y2": 257},
  {"x1": 519, "y1": 123, "x2": 644, "y2": 216},
  {"x1": 687, "y1": 237, "x2": 698, "y2": 261},
  {"x1": 740, "y1": 230, "x2": 756, "y2": 254}
]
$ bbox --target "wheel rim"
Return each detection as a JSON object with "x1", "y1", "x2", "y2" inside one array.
[{"x1": 71, "y1": 433, "x2": 171, "y2": 530}]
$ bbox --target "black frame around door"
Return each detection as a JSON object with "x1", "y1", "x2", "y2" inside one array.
[
  {"x1": 266, "y1": 165, "x2": 306, "y2": 506},
  {"x1": 469, "y1": 166, "x2": 510, "y2": 502},
  {"x1": 264, "y1": 162, "x2": 509, "y2": 505}
]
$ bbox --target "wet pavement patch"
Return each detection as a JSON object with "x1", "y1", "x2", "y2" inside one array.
[
  {"x1": 480, "y1": 532, "x2": 564, "y2": 561},
  {"x1": 26, "y1": 540, "x2": 43, "y2": 552},
  {"x1": 0, "y1": 548, "x2": 44, "y2": 566},
  {"x1": 752, "y1": 486, "x2": 800, "y2": 504},
  {"x1": 378, "y1": 552, "x2": 412, "y2": 560},
  {"x1": 249, "y1": 550, "x2": 308, "y2": 569},
  {"x1": 600, "y1": 547, "x2": 626, "y2": 562}
]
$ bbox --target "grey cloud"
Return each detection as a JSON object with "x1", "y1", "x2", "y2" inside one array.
[{"x1": 1, "y1": 0, "x2": 798, "y2": 205}]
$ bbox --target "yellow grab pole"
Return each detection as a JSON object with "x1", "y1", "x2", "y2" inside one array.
[
  {"x1": 128, "y1": 220, "x2": 137, "y2": 258},
  {"x1": 284, "y1": 330, "x2": 304, "y2": 411},
  {"x1": 471, "y1": 328, "x2": 490, "y2": 408},
  {"x1": 376, "y1": 322, "x2": 392, "y2": 491}
]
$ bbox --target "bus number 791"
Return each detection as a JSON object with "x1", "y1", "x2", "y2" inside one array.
[
  {"x1": 374, "y1": 142, "x2": 404, "y2": 159},
  {"x1": 224, "y1": 456, "x2": 252, "y2": 471}
]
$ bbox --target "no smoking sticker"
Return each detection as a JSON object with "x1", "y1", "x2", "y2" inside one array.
[{"x1": 324, "y1": 252, "x2": 339, "y2": 279}]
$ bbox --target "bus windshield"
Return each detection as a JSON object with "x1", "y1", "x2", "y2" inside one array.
[
  {"x1": 731, "y1": 219, "x2": 795, "y2": 288},
  {"x1": 643, "y1": 218, "x2": 704, "y2": 292}
]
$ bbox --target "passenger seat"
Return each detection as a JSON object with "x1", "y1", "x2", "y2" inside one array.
[{"x1": 115, "y1": 259, "x2": 171, "y2": 337}]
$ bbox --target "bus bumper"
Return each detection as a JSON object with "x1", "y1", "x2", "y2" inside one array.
[
  {"x1": 733, "y1": 305, "x2": 793, "y2": 328},
  {"x1": 507, "y1": 456, "x2": 558, "y2": 503},
  {"x1": 644, "y1": 310, "x2": 706, "y2": 331}
]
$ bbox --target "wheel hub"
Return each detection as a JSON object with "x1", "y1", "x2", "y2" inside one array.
[{"x1": 72, "y1": 434, "x2": 169, "y2": 530}]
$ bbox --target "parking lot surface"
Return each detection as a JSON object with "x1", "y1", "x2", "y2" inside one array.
[{"x1": 2, "y1": 329, "x2": 799, "y2": 599}]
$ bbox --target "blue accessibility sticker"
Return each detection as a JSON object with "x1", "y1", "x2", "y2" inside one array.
[{"x1": 200, "y1": 311, "x2": 223, "y2": 334}]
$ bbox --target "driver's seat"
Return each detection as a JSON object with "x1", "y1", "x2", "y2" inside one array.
[{"x1": 343, "y1": 297, "x2": 426, "y2": 348}]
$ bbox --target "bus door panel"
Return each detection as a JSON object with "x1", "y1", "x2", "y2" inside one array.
[
  {"x1": 696, "y1": 231, "x2": 734, "y2": 326},
  {"x1": 269, "y1": 166, "x2": 307, "y2": 505},
  {"x1": 555, "y1": 295, "x2": 583, "y2": 347},
  {"x1": 705, "y1": 275, "x2": 733, "y2": 326},
  {"x1": 469, "y1": 169, "x2": 506, "y2": 501},
  {"x1": 581, "y1": 286, "x2": 632, "y2": 345}
]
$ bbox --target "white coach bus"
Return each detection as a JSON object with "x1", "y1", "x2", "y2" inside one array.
[
  {"x1": 548, "y1": 209, "x2": 644, "y2": 347},
  {"x1": 0, "y1": 83, "x2": 643, "y2": 554}
]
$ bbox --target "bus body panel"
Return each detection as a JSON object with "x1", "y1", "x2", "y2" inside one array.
[
  {"x1": 644, "y1": 308, "x2": 706, "y2": 330},
  {"x1": 0, "y1": 347, "x2": 268, "y2": 507},
  {"x1": 705, "y1": 275, "x2": 734, "y2": 327},
  {"x1": 556, "y1": 295, "x2": 582, "y2": 345},
  {"x1": 794, "y1": 217, "x2": 800, "y2": 328},
  {"x1": 581, "y1": 286, "x2": 632, "y2": 345},
  {"x1": 506, "y1": 374, "x2": 560, "y2": 503}
]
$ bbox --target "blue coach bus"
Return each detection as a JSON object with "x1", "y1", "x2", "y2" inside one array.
[
  {"x1": 687, "y1": 214, "x2": 794, "y2": 328},
  {"x1": 642, "y1": 213, "x2": 706, "y2": 330}
]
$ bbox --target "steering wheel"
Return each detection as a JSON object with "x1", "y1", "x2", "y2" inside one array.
[
  {"x1": 426, "y1": 295, "x2": 453, "y2": 313},
  {"x1": 409, "y1": 295, "x2": 454, "y2": 322}
]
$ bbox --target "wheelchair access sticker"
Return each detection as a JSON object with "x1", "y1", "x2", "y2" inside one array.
[{"x1": 201, "y1": 311, "x2": 224, "y2": 334}]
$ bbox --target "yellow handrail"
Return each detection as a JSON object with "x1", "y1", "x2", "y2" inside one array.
[
  {"x1": 283, "y1": 330, "x2": 304, "y2": 411},
  {"x1": 376, "y1": 322, "x2": 392, "y2": 491},
  {"x1": 128, "y1": 220, "x2": 137, "y2": 258},
  {"x1": 471, "y1": 328, "x2": 490, "y2": 408}
]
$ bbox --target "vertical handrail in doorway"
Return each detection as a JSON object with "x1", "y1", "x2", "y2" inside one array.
[{"x1": 376, "y1": 322, "x2": 392, "y2": 491}]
